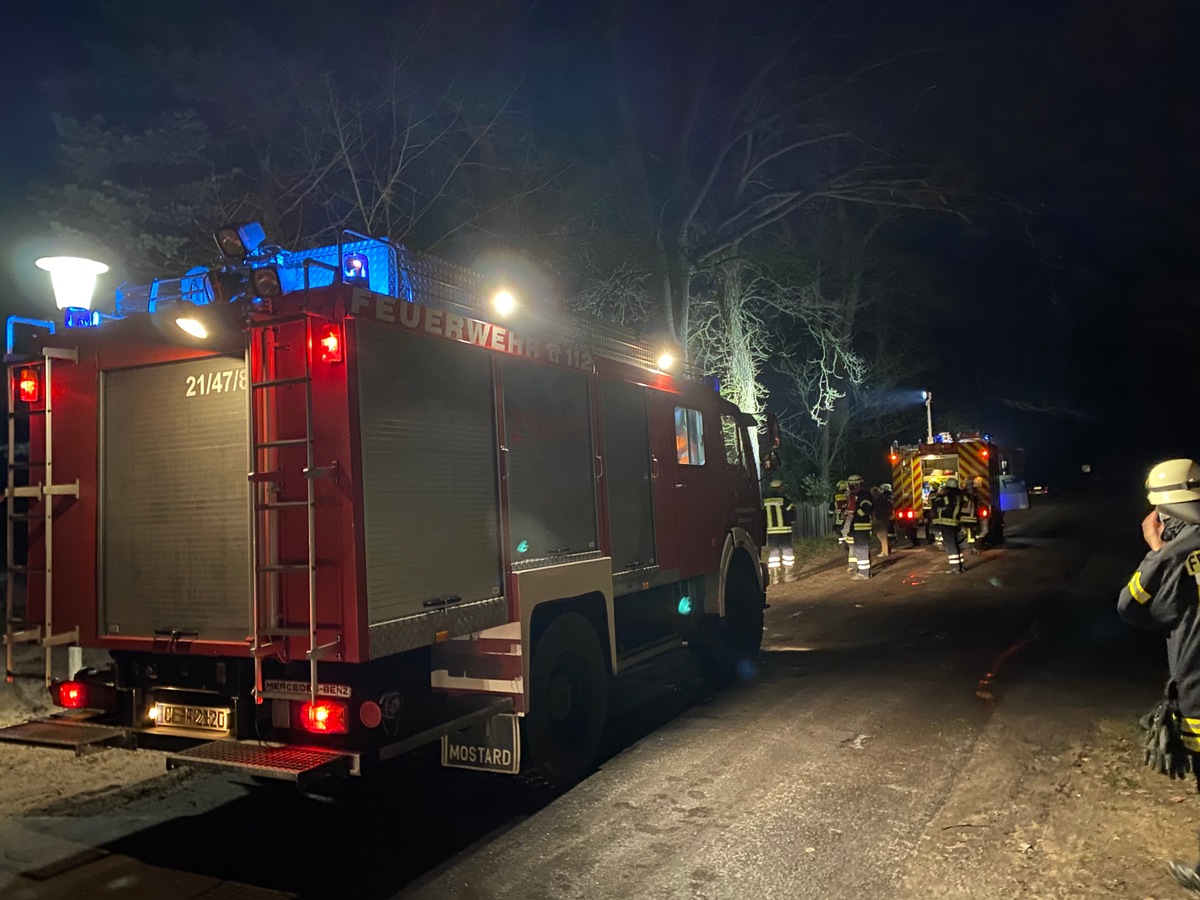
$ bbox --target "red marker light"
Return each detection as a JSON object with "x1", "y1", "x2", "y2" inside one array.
[
  {"x1": 58, "y1": 681, "x2": 86, "y2": 709},
  {"x1": 317, "y1": 323, "x2": 343, "y2": 363},
  {"x1": 980, "y1": 507, "x2": 989, "y2": 518},
  {"x1": 299, "y1": 700, "x2": 349, "y2": 734},
  {"x1": 982, "y1": 449, "x2": 989, "y2": 458},
  {"x1": 16, "y1": 368, "x2": 39, "y2": 403},
  {"x1": 889, "y1": 454, "x2": 898, "y2": 463}
]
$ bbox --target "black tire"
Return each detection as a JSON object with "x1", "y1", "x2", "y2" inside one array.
[
  {"x1": 523, "y1": 612, "x2": 609, "y2": 788},
  {"x1": 689, "y1": 563, "x2": 765, "y2": 681}
]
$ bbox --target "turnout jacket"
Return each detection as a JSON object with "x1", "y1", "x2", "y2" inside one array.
[
  {"x1": 1118, "y1": 520, "x2": 1200, "y2": 744},
  {"x1": 932, "y1": 488, "x2": 964, "y2": 527},
  {"x1": 849, "y1": 491, "x2": 874, "y2": 532}
]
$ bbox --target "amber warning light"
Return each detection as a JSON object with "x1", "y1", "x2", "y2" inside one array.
[
  {"x1": 317, "y1": 323, "x2": 343, "y2": 363},
  {"x1": 16, "y1": 368, "x2": 40, "y2": 403}
]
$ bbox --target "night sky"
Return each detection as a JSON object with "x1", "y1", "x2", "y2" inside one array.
[{"x1": 1, "y1": 0, "x2": 1195, "y2": 488}]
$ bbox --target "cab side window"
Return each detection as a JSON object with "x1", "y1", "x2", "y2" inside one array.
[{"x1": 674, "y1": 407, "x2": 706, "y2": 465}]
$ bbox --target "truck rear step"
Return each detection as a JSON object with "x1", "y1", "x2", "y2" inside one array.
[
  {"x1": 0, "y1": 716, "x2": 131, "y2": 754},
  {"x1": 166, "y1": 741, "x2": 355, "y2": 787}
]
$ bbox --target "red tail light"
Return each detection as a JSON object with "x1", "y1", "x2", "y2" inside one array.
[
  {"x1": 299, "y1": 700, "x2": 349, "y2": 734},
  {"x1": 16, "y1": 368, "x2": 40, "y2": 403},
  {"x1": 58, "y1": 681, "x2": 87, "y2": 709},
  {"x1": 980, "y1": 507, "x2": 989, "y2": 518},
  {"x1": 906, "y1": 510, "x2": 914, "y2": 519},
  {"x1": 317, "y1": 323, "x2": 343, "y2": 363}
]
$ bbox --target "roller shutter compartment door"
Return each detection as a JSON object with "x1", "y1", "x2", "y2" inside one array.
[{"x1": 101, "y1": 357, "x2": 250, "y2": 641}]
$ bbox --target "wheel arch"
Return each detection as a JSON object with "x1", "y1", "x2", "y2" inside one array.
[{"x1": 716, "y1": 527, "x2": 763, "y2": 617}]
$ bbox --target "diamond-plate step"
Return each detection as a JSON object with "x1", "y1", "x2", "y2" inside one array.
[
  {"x1": 0, "y1": 717, "x2": 130, "y2": 753},
  {"x1": 166, "y1": 740, "x2": 354, "y2": 786}
]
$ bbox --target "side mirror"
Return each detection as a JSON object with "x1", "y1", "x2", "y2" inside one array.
[{"x1": 764, "y1": 412, "x2": 780, "y2": 450}]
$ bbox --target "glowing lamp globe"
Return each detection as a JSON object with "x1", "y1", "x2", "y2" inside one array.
[{"x1": 35, "y1": 257, "x2": 109, "y2": 311}]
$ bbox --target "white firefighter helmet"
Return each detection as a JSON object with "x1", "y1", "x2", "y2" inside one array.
[
  {"x1": 944, "y1": 476, "x2": 960, "y2": 489},
  {"x1": 847, "y1": 474, "x2": 864, "y2": 486},
  {"x1": 880, "y1": 482, "x2": 892, "y2": 492},
  {"x1": 1146, "y1": 459, "x2": 1200, "y2": 505}
]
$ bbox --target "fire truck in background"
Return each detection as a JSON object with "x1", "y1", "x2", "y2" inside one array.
[
  {"x1": 0, "y1": 225, "x2": 772, "y2": 788},
  {"x1": 888, "y1": 433, "x2": 1029, "y2": 546}
]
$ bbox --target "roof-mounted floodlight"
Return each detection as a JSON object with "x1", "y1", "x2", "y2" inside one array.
[
  {"x1": 213, "y1": 222, "x2": 267, "y2": 259},
  {"x1": 35, "y1": 256, "x2": 109, "y2": 311}
]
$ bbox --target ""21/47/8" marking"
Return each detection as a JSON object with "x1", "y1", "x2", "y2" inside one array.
[{"x1": 185, "y1": 369, "x2": 247, "y2": 397}]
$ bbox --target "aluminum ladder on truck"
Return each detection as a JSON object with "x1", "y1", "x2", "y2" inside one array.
[
  {"x1": 4, "y1": 348, "x2": 81, "y2": 687},
  {"x1": 247, "y1": 315, "x2": 340, "y2": 706}
]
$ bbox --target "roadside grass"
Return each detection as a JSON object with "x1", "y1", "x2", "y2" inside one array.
[{"x1": 790, "y1": 536, "x2": 844, "y2": 574}]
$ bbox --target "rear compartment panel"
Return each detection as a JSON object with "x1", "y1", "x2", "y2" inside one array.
[{"x1": 100, "y1": 355, "x2": 250, "y2": 641}]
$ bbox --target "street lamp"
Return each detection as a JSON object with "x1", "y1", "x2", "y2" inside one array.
[
  {"x1": 35, "y1": 256, "x2": 109, "y2": 311},
  {"x1": 922, "y1": 390, "x2": 934, "y2": 444}
]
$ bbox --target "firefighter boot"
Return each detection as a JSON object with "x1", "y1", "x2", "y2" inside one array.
[
  {"x1": 1168, "y1": 832, "x2": 1200, "y2": 894},
  {"x1": 783, "y1": 566, "x2": 797, "y2": 583},
  {"x1": 769, "y1": 567, "x2": 781, "y2": 586}
]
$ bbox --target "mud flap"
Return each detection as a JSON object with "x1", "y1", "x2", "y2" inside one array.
[{"x1": 441, "y1": 712, "x2": 520, "y2": 775}]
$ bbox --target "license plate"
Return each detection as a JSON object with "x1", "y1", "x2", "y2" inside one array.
[{"x1": 156, "y1": 703, "x2": 230, "y2": 733}]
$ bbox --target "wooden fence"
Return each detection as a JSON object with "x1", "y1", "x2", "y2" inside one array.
[{"x1": 792, "y1": 502, "x2": 834, "y2": 540}]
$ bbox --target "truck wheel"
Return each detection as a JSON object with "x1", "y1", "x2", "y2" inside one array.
[
  {"x1": 689, "y1": 564, "x2": 765, "y2": 682},
  {"x1": 524, "y1": 612, "x2": 608, "y2": 788}
]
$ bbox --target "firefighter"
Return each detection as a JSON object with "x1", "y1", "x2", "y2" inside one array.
[
  {"x1": 873, "y1": 483, "x2": 893, "y2": 557},
  {"x1": 959, "y1": 480, "x2": 979, "y2": 555},
  {"x1": 830, "y1": 480, "x2": 849, "y2": 546},
  {"x1": 932, "y1": 476, "x2": 965, "y2": 572},
  {"x1": 1115, "y1": 459, "x2": 1200, "y2": 892},
  {"x1": 763, "y1": 478, "x2": 797, "y2": 584},
  {"x1": 846, "y1": 474, "x2": 874, "y2": 579},
  {"x1": 961, "y1": 476, "x2": 986, "y2": 553}
]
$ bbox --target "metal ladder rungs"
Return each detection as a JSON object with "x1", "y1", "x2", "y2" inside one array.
[
  {"x1": 259, "y1": 627, "x2": 311, "y2": 637},
  {"x1": 252, "y1": 377, "x2": 309, "y2": 390},
  {"x1": 248, "y1": 470, "x2": 283, "y2": 483},
  {"x1": 256, "y1": 564, "x2": 311, "y2": 573},
  {"x1": 8, "y1": 486, "x2": 42, "y2": 499},
  {"x1": 8, "y1": 513, "x2": 39, "y2": 522},
  {"x1": 43, "y1": 628, "x2": 79, "y2": 648},
  {"x1": 4, "y1": 627, "x2": 41, "y2": 644},
  {"x1": 255, "y1": 438, "x2": 309, "y2": 449},
  {"x1": 8, "y1": 565, "x2": 45, "y2": 574},
  {"x1": 256, "y1": 500, "x2": 308, "y2": 510},
  {"x1": 44, "y1": 483, "x2": 80, "y2": 497},
  {"x1": 8, "y1": 409, "x2": 46, "y2": 419},
  {"x1": 8, "y1": 461, "x2": 44, "y2": 470},
  {"x1": 251, "y1": 314, "x2": 309, "y2": 328}
]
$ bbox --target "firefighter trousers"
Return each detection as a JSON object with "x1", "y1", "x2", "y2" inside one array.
[
  {"x1": 848, "y1": 531, "x2": 872, "y2": 577},
  {"x1": 767, "y1": 533, "x2": 795, "y2": 582},
  {"x1": 936, "y1": 524, "x2": 963, "y2": 571}
]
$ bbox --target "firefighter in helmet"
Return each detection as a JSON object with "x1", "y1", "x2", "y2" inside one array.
[
  {"x1": 961, "y1": 476, "x2": 986, "y2": 553},
  {"x1": 1116, "y1": 459, "x2": 1200, "y2": 892},
  {"x1": 763, "y1": 478, "x2": 797, "y2": 584},
  {"x1": 932, "y1": 476, "x2": 965, "y2": 572},
  {"x1": 830, "y1": 480, "x2": 850, "y2": 546},
  {"x1": 846, "y1": 474, "x2": 874, "y2": 578}
]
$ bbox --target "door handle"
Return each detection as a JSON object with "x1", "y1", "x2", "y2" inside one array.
[
  {"x1": 595, "y1": 454, "x2": 604, "y2": 481},
  {"x1": 651, "y1": 455, "x2": 659, "y2": 480}
]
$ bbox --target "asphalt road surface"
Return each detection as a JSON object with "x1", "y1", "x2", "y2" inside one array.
[{"x1": 0, "y1": 493, "x2": 1188, "y2": 899}]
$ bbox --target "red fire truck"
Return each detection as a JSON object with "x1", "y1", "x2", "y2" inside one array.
[{"x1": 1, "y1": 231, "x2": 771, "y2": 787}]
